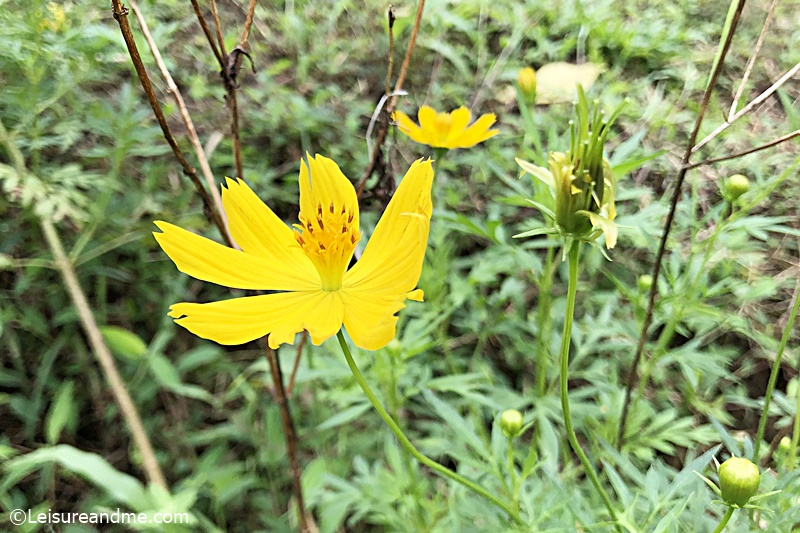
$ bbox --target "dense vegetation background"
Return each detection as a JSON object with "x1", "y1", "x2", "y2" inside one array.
[{"x1": 1, "y1": 0, "x2": 799, "y2": 531}]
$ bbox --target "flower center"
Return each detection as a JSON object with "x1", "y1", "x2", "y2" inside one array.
[
  {"x1": 294, "y1": 202, "x2": 361, "y2": 291},
  {"x1": 434, "y1": 112, "x2": 453, "y2": 140}
]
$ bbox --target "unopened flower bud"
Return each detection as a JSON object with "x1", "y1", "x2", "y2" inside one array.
[
  {"x1": 718, "y1": 456, "x2": 760, "y2": 507},
  {"x1": 500, "y1": 409, "x2": 524, "y2": 438},
  {"x1": 779, "y1": 436, "x2": 791, "y2": 453},
  {"x1": 637, "y1": 274, "x2": 653, "y2": 292},
  {"x1": 725, "y1": 174, "x2": 749, "y2": 202},
  {"x1": 517, "y1": 67, "x2": 537, "y2": 102}
]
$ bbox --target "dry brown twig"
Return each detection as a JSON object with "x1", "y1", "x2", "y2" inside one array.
[
  {"x1": 0, "y1": 119, "x2": 168, "y2": 490},
  {"x1": 115, "y1": 0, "x2": 311, "y2": 528},
  {"x1": 129, "y1": 0, "x2": 230, "y2": 243},
  {"x1": 109, "y1": 0, "x2": 232, "y2": 246},
  {"x1": 357, "y1": 0, "x2": 426, "y2": 197},
  {"x1": 617, "y1": 0, "x2": 748, "y2": 447}
]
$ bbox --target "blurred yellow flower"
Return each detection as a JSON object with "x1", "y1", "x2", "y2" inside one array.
[
  {"x1": 40, "y1": 3, "x2": 66, "y2": 32},
  {"x1": 517, "y1": 67, "x2": 537, "y2": 102},
  {"x1": 154, "y1": 155, "x2": 434, "y2": 350},
  {"x1": 392, "y1": 106, "x2": 499, "y2": 149}
]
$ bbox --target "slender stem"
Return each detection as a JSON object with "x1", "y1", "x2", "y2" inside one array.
[
  {"x1": 561, "y1": 245, "x2": 621, "y2": 532},
  {"x1": 506, "y1": 437, "x2": 519, "y2": 510},
  {"x1": 693, "y1": 59, "x2": 800, "y2": 154},
  {"x1": 729, "y1": 0, "x2": 779, "y2": 119},
  {"x1": 285, "y1": 331, "x2": 307, "y2": 396},
  {"x1": 753, "y1": 282, "x2": 800, "y2": 461},
  {"x1": 790, "y1": 354, "x2": 800, "y2": 470},
  {"x1": 357, "y1": 0, "x2": 426, "y2": 195},
  {"x1": 712, "y1": 507, "x2": 735, "y2": 533},
  {"x1": 617, "y1": 0, "x2": 746, "y2": 447},
  {"x1": 108, "y1": 0, "x2": 232, "y2": 247},
  {"x1": 684, "y1": 129, "x2": 800, "y2": 171},
  {"x1": 263, "y1": 342, "x2": 309, "y2": 532},
  {"x1": 1, "y1": 120, "x2": 167, "y2": 490},
  {"x1": 536, "y1": 246, "x2": 556, "y2": 397},
  {"x1": 189, "y1": 0, "x2": 224, "y2": 67},
  {"x1": 335, "y1": 331, "x2": 521, "y2": 523},
  {"x1": 129, "y1": 0, "x2": 230, "y2": 242}
]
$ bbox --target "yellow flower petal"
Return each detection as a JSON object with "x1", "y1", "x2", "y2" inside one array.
[
  {"x1": 299, "y1": 154, "x2": 360, "y2": 230},
  {"x1": 222, "y1": 178, "x2": 318, "y2": 272},
  {"x1": 445, "y1": 106, "x2": 472, "y2": 146},
  {"x1": 344, "y1": 159, "x2": 433, "y2": 292},
  {"x1": 340, "y1": 288, "x2": 424, "y2": 350},
  {"x1": 457, "y1": 113, "x2": 499, "y2": 148},
  {"x1": 417, "y1": 105, "x2": 438, "y2": 134},
  {"x1": 169, "y1": 290, "x2": 344, "y2": 348},
  {"x1": 393, "y1": 110, "x2": 429, "y2": 145},
  {"x1": 153, "y1": 221, "x2": 320, "y2": 291}
]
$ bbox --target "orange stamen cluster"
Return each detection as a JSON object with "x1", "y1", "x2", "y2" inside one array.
[{"x1": 294, "y1": 202, "x2": 360, "y2": 291}]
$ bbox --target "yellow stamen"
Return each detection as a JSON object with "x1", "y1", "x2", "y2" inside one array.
[{"x1": 294, "y1": 203, "x2": 361, "y2": 291}]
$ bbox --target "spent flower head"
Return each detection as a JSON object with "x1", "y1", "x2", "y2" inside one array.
[
  {"x1": 392, "y1": 106, "x2": 499, "y2": 150},
  {"x1": 154, "y1": 155, "x2": 434, "y2": 351},
  {"x1": 515, "y1": 86, "x2": 623, "y2": 257}
]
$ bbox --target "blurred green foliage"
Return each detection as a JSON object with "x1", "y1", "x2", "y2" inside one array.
[{"x1": 1, "y1": 0, "x2": 799, "y2": 531}]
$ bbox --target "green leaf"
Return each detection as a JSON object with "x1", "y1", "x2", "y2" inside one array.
[
  {"x1": 2, "y1": 445, "x2": 152, "y2": 510},
  {"x1": 421, "y1": 389, "x2": 491, "y2": 462},
  {"x1": 317, "y1": 402, "x2": 371, "y2": 431},
  {"x1": 100, "y1": 325, "x2": 148, "y2": 360},
  {"x1": 45, "y1": 380, "x2": 74, "y2": 444}
]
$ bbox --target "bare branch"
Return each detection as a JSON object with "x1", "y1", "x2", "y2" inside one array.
[
  {"x1": 357, "y1": 0, "x2": 426, "y2": 197},
  {"x1": 729, "y1": 0, "x2": 779, "y2": 119},
  {"x1": 130, "y1": 0, "x2": 231, "y2": 244},
  {"x1": 685, "y1": 128, "x2": 800, "y2": 170},
  {"x1": 109, "y1": 0, "x2": 233, "y2": 246},
  {"x1": 617, "y1": 0, "x2": 747, "y2": 448},
  {"x1": 693, "y1": 59, "x2": 800, "y2": 154}
]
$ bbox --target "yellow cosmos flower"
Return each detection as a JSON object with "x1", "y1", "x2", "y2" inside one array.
[
  {"x1": 392, "y1": 106, "x2": 499, "y2": 149},
  {"x1": 154, "y1": 155, "x2": 434, "y2": 351}
]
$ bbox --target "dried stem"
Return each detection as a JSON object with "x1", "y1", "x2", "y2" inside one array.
[
  {"x1": 728, "y1": 0, "x2": 779, "y2": 119},
  {"x1": 109, "y1": 0, "x2": 232, "y2": 247},
  {"x1": 42, "y1": 219, "x2": 170, "y2": 490},
  {"x1": 189, "y1": 0, "x2": 224, "y2": 68},
  {"x1": 617, "y1": 0, "x2": 746, "y2": 448},
  {"x1": 208, "y1": 0, "x2": 228, "y2": 57},
  {"x1": 1, "y1": 119, "x2": 168, "y2": 490},
  {"x1": 286, "y1": 331, "x2": 307, "y2": 396},
  {"x1": 130, "y1": 0, "x2": 230, "y2": 242},
  {"x1": 693, "y1": 59, "x2": 800, "y2": 154},
  {"x1": 357, "y1": 0, "x2": 426, "y2": 196},
  {"x1": 263, "y1": 342, "x2": 310, "y2": 532},
  {"x1": 684, "y1": 128, "x2": 800, "y2": 170},
  {"x1": 385, "y1": 6, "x2": 396, "y2": 97}
]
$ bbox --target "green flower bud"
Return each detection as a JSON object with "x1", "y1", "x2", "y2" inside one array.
[
  {"x1": 500, "y1": 409, "x2": 524, "y2": 438},
  {"x1": 517, "y1": 67, "x2": 537, "y2": 102},
  {"x1": 637, "y1": 274, "x2": 653, "y2": 292},
  {"x1": 718, "y1": 456, "x2": 760, "y2": 507},
  {"x1": 724, "y1": 174, "x2": 749, "y2": 202},
  {"x1": 779, "y1": 436, "x2": 791, "y2": 453},
  {"x1": 516, "y1": 87, "x2": 623, "y2": 252}
]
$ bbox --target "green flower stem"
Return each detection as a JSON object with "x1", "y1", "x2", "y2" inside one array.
[
  {"x1": 790, "y1": 369, "x2": 800, "y2": 470},
  {"x1": 507, "y1": 436, "x2": 519, "y2": 510},
  {"x1": 561, "y1": 245, "x2": 622, "y2": 532},
  {"x1": 336, "y1": 331, "x2": 521, "y2": 524},
  {"x1": 712, "y1": 507, "x2": 735, "y2": 533},
  {"x1": 536, "y1": 246, "x2": 556, "y2": 397},
  {"x1": 754, "y1": 284, "x2": 800, "y2": 461}
]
